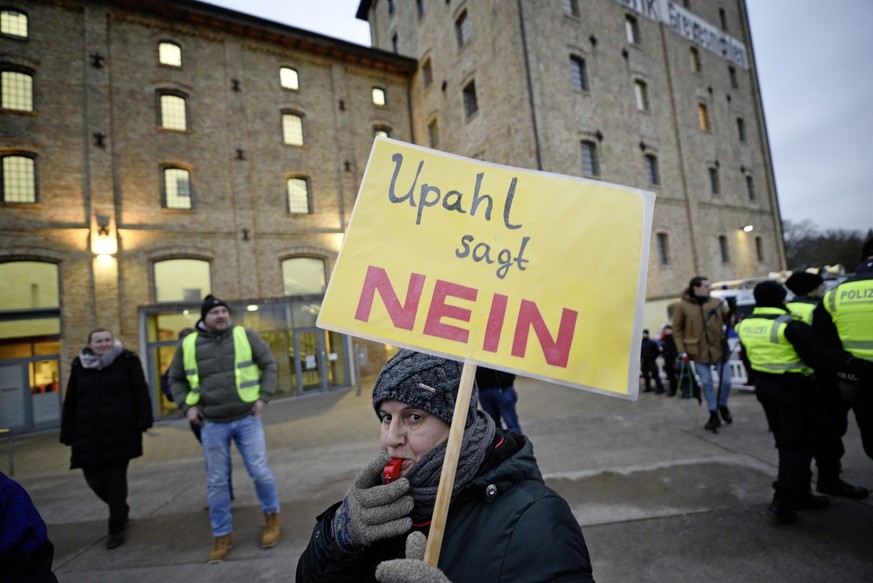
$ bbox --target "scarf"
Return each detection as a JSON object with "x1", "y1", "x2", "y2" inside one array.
[
  {"x1": 79, "y1": 340, "x2": 124, "y2": 369},
  {"x1": 405, "y1": 411, "x2": 496, "y2": 518}
]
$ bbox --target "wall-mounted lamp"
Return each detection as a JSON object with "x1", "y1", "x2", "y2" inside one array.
[
  {"x1": 743, "y1": 225, "x2": 754, "y2": 233},
  {"x1": 96, "y1": 214, "x2": 110, "y2": 236},
  {"x1": 92, "y1": 214, "x2": 117, "y2": 256}
]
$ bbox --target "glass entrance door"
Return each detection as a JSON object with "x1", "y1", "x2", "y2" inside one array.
[{"x1": 292, "y1": 328, "x2": 328, "y2": 393}]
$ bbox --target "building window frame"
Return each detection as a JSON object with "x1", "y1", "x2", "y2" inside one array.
[
  {"x1": 456, "y1": 10, "x2": 471, "y2": 48},
  {"x1": 570, "y1": 55, "x2": 588, "y2": 92},
  {"x1": 161, "y1": 166, "x2": 193, "y2": 210},
  {"x1": 372, "y1": 86, "x2": 387, "y2": 106},
  {"x1": 728, "y1": 65, "x2": 738, "y2": 89},
  {"x1": 158, "y1": 92, "x2": 188, "y2": 131},
  {"x1": 581, "y1": 140, "x2": 600, "y2": 177},
  {"x1": 282, "y1": 111, "x2": 305, "y2": 146},
  {"x1": 698, "y1": 102, "x2": 710, "y2": 132},
  {"x1": 689, "y1": 46, "x2": 701, "y2": 72},
  {"x1": 427, "y1": 118, "x2": 439, "y2": 148},
  {"x1": 462, "y1": 80, "x2": 478, "y2": 119},
  {"x1": 1, "y1": 153, "x2": 37, "y2": 204},
  {"x1": 736, "y1": 116, "x2": 746, "y2": 142},
  {"x1": 644, "y1": 153, "x2": 660, "y2": 186},
  {"x1": 1, "y1": 67, "x2": 34, "y2": 112},
  {"x1": 158, "y1": 41, "x2": 182, "y2": 67},
  {"x1": 656, "y1": 232, "x2": 670, "y2": 266},
  {"x1": 745, "y1": 174, "x2": 756, "y2": 201},
  {"x1": 634, "y1": 79, "x2": 649, "y2": 112},
  {"x1": 286, "y1": 176, "x2": 311, "y2": 215},
  {"x1": 755, "y1": 236, "x2": 764, "y2": 262},
  {"x1": 625, "y1": 14, "x2": 640, "y2": 45},
  {"x1": 422, "y1": 58, "x2": 433, "y2": 88},
  {"x1": 417, "y1": 0, "x2": 426, "y2": 18},
  {"x1": 0, "y1": 9, "x2": 28, "y2": 38},
  {"x1": 708, "y1": 166, "x2": 720, "y2": 195},
  {"x1": 374, "y1": 125, "x2": 392, "y2": 138},
  {"x1": 280, "y1": 67, "x2": 299, "y2": 90},
  {"x1": 153, "y1": 258, "x2": 212, "y2": 304},
  {"x1": 718, "y1": 234, "x2": 730, "y2": 263},
  {"x1": 563, "y1": 0, "x2": 580, "y2": 17}
]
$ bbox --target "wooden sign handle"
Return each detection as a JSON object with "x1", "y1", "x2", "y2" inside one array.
[{"x1": 423, "y1": 361, "x2": 477, "y2": 567}]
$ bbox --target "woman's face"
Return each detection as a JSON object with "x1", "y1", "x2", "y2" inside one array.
[
  {"x1": 379, "y1": 400, "x2": 451, "y2": 478},
  {"x1": 89, "y1": 331, "x2": 114, "y2": 355}
]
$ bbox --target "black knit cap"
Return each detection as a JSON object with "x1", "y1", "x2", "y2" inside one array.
[
  {"x1": 784, "y1": 271, "x2": 823, "y2": 296},
  {"x1": 753, "y1": 281, "x2": 787, "y2": 308},
  {"x1": 372, "y1": 349, "x2": 478, "y2": 427},
  {"x1": 200, "y1": 294, "x2": 230, "y2": 319}
]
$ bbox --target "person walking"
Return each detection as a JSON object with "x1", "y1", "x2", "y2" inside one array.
[
  {"x1": 475, "y1": 365, "x2": 522, "y2": 433},
  {"x1": 736, "y1": 281, "x2": 830, "y2": 524},
  {"x1": 168, "y1": 294, "x2": 281, "y2": 563},
  {"x1": 60, "y1": 329, "x2": 153, "y2": 549},
  {"x1": 660, "y1": 325, "x2": 679, "y2": 395},
  {"x1": 786, "y1": 272, "x2": 868, "y2": 500},
  {"x1": 672, "y1": 276, "x2": 734, "y2": 431},
  {"x1": 296, "y1": 350, "x2": 594, "y2": 582},
  {"x1": 640, "y1": 329, "x2": 664, "y2": 394}
]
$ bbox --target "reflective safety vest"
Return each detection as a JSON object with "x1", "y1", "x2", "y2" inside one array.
[
  {"x1": 786, "y1": 300, "x2": 815, "y2": 325},
  {"x1": 823, "y1": 278, "x2": 873, "y2": 361},
  {"x1": 735, "y1": 307, "x2": 812, "y2": 375},
  {"x1": 182, "y1": 326, "x2": 261, "y2": 406}
]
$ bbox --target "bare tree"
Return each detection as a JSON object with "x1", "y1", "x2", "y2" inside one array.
[{"x1": 782, "y1": 220, "x2": 871, "y2": 271}]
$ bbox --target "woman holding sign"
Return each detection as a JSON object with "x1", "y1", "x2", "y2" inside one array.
[{"x1": 296, "y1": 350, "x2": 593, "y2": 582}]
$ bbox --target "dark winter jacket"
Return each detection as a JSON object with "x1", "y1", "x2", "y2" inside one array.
[
  {"x1": 661, "y1": 333, "x2": 678, "y2": 362},
  {"x1": 0, "y1": 472, "x2": 58, "y2": 583},
  {"x1": 296, "y1": 431, "x2": 594, "y2": 582},
  {"x1": 59, "y1": 349, "x2": 153, "y2": 469},
  {"x1": 475, "y1": 366, "x2": 516, "y2": 391},
  {"x1": 167, "y1": 320, "x2": 277, "y2": 422},
  {"x1": 640, "y1": 338, "x2": 661, "y2": 362}
]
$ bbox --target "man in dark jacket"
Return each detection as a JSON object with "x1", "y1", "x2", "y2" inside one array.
[
  {"x1": 640, "y1": 329, "x2": 664, "y2": 394},
  {"x1": 296, "y1": 350, "x2": 594, "y2": 582},
  {"x1": 168, "y1": 295, "x2": 280, "y2": 563},
  {"x1": 660, "y1": 325, "x2": 679, "y2": 395}
]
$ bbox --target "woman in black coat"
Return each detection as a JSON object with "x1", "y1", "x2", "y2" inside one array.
[{"x1": 60, "y1": 329, "x2": 152, "y2": 549}]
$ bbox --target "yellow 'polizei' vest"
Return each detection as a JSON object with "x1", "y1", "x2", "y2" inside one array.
[
  {"x1": 823, "y1": 278, "x2": 873, "y2": 361},
  {"x1": 182, "y1": 326, "x2": 261, "y2": 406},
  {"x1": 786, "y1": 300, "x2": 815, "y2": 325},
  {"x1": 735, "y1": 307, "x2": 812, "y2": 375}
]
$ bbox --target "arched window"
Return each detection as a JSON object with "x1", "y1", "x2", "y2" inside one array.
[
  {"x1": 282, "y1": 257, "x2": 326, "y2": 296},
  {"x1": 1, "y1": 153, "x2": 37, "y2": 203},
  {"x1": 159, "y1": 93, "x2": 187, "y2": 130},
  {"x1": 282, "y1": 112, "x2": 304, "y2": 145},
  {"x1": 280, "y1": 67, "x2": 299, "y2": 90},
  {"x1": 1, "y1": 68, "x2": 33, "y2": 111},
  {"x1": 153, "y1": 259, "x2": 210, "y2": 303},
  {"x1": 0, "y1": 9, "x2": 28, "y2": 38}
]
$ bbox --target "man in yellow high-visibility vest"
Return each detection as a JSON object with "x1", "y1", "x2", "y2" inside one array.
[
  {"x1": 168, "y1": 294, "x2": 280, "y2": 563},
  {"x1": 813, "y1": 237, "x2": 873, "y2": 465}
]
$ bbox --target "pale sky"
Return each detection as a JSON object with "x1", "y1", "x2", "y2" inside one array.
[{"x1": 202, "y1": 0, "x2": 873, "y2": 234}]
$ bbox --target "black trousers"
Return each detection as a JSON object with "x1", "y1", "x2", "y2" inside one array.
[
  {"x1": 82, "y1": 460, "x2": 130, "y2": 534},
  {"x1": 754, "y1": 373, "x2": 816, "y2": 498},
  {"x1": 641, "y1": 359, "x2": 663, "y2": 391}
]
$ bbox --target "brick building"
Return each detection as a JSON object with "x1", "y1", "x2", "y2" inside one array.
[{"x1": 0, "y1": 0, "x2": 784, "y2": 432}]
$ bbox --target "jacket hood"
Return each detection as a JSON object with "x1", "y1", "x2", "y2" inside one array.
[{"x1": 468, "y1": 432, "x2": 543, "y2": 501}]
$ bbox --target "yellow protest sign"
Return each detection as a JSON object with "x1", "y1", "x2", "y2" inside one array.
[{"x1": 318, "y1": 138, "x2": 653, "y2": 399}]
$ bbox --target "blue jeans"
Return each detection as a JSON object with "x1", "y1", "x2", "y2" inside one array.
[
  {"x1": 201, "y1": 415, "x2": 279, "y2": 536},
  {"x1": 694, "y1": 361, "x2": 732, "y2": 412},
  {"x1": 478, "y1": 386, "x2": 522, "y2": 433}
]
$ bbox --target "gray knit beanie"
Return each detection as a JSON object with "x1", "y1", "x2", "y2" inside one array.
[{"x1": 372, "y1": 350, "x2": 477, "y2": 427}]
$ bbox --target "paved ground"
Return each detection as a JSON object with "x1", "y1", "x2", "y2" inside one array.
[{"x1": 7, "y1": 377, "x2": 873, "y2": 582}]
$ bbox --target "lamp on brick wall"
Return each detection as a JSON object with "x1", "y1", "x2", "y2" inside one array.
[{"x1": 92, "y1": 214, "x2": 117, "y2": 257}]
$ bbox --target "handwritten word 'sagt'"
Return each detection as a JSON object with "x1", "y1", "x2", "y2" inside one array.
[{"x1": 387, "y1": 153, "x2": 531, "y2": 280}]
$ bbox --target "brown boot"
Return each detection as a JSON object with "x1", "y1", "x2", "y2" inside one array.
[
  {"x1": 261, "y1": 511, "x2": 281, "y2": 548},
  {"x1": 208, "y1": 534, "x2": 232, "y2": 563}
]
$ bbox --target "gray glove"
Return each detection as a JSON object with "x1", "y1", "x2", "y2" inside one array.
[
  {"x1": 376, "y1": 531, "x2": 451, "y2": 583},
  {"x1": 331, "y1": 451, "x2": 414, "y2": 552}
]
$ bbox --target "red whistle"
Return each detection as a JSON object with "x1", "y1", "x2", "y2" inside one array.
[{"x1": 383, "y1": 457, "x2": 403, "y2": 484}]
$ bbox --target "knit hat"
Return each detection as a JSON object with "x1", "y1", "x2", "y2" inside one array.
[
  {"x1": 862, "y1": 236, "x2": 873, "y2": 261},
  {"x1": 753, "y1": 281, "x2": 787, "y2": 308},
  {"x1": 784, "y1": 272, "x2": 823, "y2": 296},
  {"x1": 200, "y1": 294, "x2": 230, "y2": 319},
  {"x1": 372, "y1": 350, "x2": 477, "y2": 427}
]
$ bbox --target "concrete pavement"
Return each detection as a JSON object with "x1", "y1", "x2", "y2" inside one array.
[{"x1": 7, "y1": 377, "x2": 873, "y2": 582}]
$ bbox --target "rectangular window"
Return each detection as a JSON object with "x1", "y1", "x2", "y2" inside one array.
[
  {"x1": 719, "y1": 235, "x2": 730, "y2": 263},
  {"x1": 755, "y1": 236, "x2": 764, "y2": 262},
  {"x1": 160, "y1": 94, "x2": 187, "y2": 130},
  {"x1": 372, "y1": 87, "x2": 386, "y2": 106},
  {"x1": 746, "y1": 175, "x2": 756, "y2": 201},
  {"x1": 163, "y1": 168, "x2": 192, "y2": 209},
  {"x1": 1, "y1": 70, "x2": 33, "y2": 111},
  {"x1": 463, "y1": 81, "x2": 478, "y2": 118},
  {"x1": 417, "y1": 0, "x2": 426, "y2": 18},
  {"x1": 708, "y1": 167, "x2": 720, "y2": 194},
  {"x1": 282, "y1": 113, "x2": 304, "y2": 146},
  {"x1": 1, "y1": 10, "x2": 27, "y2": 38},
  {"x1": 422, "y1": 59, "x2": 433, "y2": 88},
  {"x1": 388, "y1": 0, "x2": 396, "y2": 15},
  {"x1": 280, "y1": 67, "x2": 299, "y2": 90},
  {"x1": 689, "y1": 47, "x2": 701, "y2": 72},
  {"x1": 563, "y1": 0, "x2": 580, "y2": 17},
  {"x1": 698, "y1": 103, "x2": 710, "y2": 132},
  {"x1": 625, "y1": 15, "x2": 639, "y2": 44},
  {"x1": 581, "y1": 141, "x2": 599, "y2": 177},
  {"x1": 728, "y1": 65, "x2": 738, "y2": 89},
  {"x1": 645, "y1": 154, "x2": 660, "y2": 185},
  {"x1": 392, "y1": 33, "x2": 399, "y2": 54},
  {"x1": 737, "y1": 117, "x2": 746, "y2": 142},
  {"x1": 287, "y1": 177, "x2": 310, "y2": 214},
  {"x1": 719, "y1": 8, "x2": 728, "y2": 31},
  {"x1": 456, "y1": 11, "x2": 471, "y2": 47},
  {"x1": 427, "y1": 119, "x2": 439, "y2": 148},
  {"x1": 634, "y1": 80, "x2": 649, "y2": 111},
  {"x1": 1, "y1": 155, "x2": 36, "y2": 203},
  {"x1": 571, "y1": 56, "x2": 587, "y2": 91},
  {"x1": 656, "y1": 233, "x2": 670, "y2": 265},
  {"x1": 158, "y1": 42, "x2": 182, "y2": 67}
]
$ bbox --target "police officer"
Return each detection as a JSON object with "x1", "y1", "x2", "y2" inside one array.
[
  {"x1": 786, "y1": 272, "x2": 868, "y2": 500},
  {"x1": 736, "y1": 281, "x2": 829, "y2": 524},
  {"x1": 813, "y1": 237, "x2": 873, "y2": 464}
]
